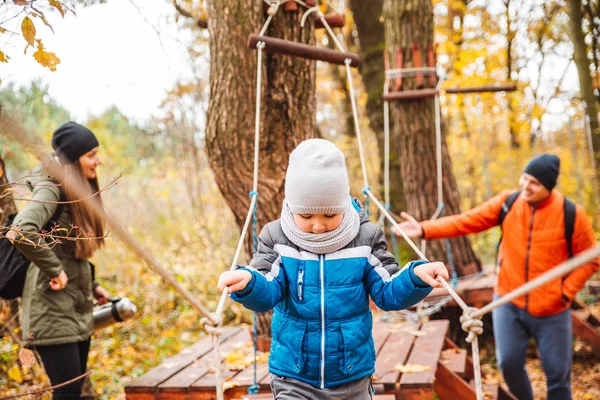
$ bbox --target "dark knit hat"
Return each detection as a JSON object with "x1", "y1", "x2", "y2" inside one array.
[
  {"x1": 51, "y1": 122, "x2": 99, "y2": 163},
  {"x1": 524, "y1": 154, "x2": 560, "y2": 191}
]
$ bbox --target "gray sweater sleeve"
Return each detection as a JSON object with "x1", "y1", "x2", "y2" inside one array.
[{"x1": 12, "y1": 185, "x2": 63, "y2": 278}]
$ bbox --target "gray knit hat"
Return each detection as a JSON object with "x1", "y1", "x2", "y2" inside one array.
[{"x1": 284, "y1": 139, "x2": 350, "y2": 214}]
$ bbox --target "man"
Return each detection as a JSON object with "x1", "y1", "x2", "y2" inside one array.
[{"x1": 394, "y1": 154, "x2": 598, "y2": 400}]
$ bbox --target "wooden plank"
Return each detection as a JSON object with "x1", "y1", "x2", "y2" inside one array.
[
  {"x1": 125, "y1": 327, "x2": 241, "y2": 395},
  {"x1": 434, "y1": 362, "x2": 476, "y2": 400},
  {"x1": 156, "y1": 328, "x2": 251, "y2": 398},
  {"x1": 224, "y1": 361, "x2": 270, "y2": 397},
  {"x1": 191, "y1": 328, "x2": 254, "y2": 392},
  {"x1": 373, "y1": 321, "x2": 392, "y2": 354},
  {"x1": 572, "y1": 312, "x2": 600, "y2": 350},
  {"x1": 445, "y1": 337, "x2": 474, "y2": 381},
  {"x1": 373, "y1": 322, "x2": 419, "y2": 386},
  {"x1": 439, "y1": 348, "x2": 467, "y2": 377},
  {"x1": 399, "y1": 320, "x2": 449, "y2": 388}
]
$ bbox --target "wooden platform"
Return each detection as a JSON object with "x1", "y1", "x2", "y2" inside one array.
[{"x1": 125, "y1": 319, "x2": 516, "y2": 400}]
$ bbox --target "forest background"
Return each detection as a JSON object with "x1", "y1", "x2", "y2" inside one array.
[{"x1": 0, "y1": 0, "x2": 599, "y2": 398}]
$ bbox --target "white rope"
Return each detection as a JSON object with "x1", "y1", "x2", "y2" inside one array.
[
  {"x1": 437, "y1": 277, "x2": 484, "y2": 400},
  {"x1": 365, "y1": 189, "x2": 427, "y2": 260},
  {"x1": 383, "y1": 82, "x2": 390, "y2": 207},
  {"x1": 300, "y1": 6, "x2": 318, "y2": 27},
  {"x1": 318, "y1": 12, "x2": 347, "y2": 53},
  {"x1": 472, "y1": 245, "x2": 600, "y2": 319},
  {"x1": 209, "y1": 7, "x2": 277, "y2": 395}
]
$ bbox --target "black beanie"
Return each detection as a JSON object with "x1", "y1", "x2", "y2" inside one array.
[
  {"x1": 523, "y1": 154, "x2": 560, "y2": 191},
  {"x1": 51, "y1": 121, "x2": 99, "y2": 163}
]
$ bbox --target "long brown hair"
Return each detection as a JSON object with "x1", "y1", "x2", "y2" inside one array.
[{"x1": 62, "y1": 160, "x2": 105, "y2": 259}]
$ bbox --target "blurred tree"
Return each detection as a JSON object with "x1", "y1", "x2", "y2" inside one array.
[
  {"x1": 204, "y1": 2, "x2": 317, "y2": 336},
  {"x1": 383, "y1": 0, "x2": 480, "y2": 276},
  {"x1": 0, "y1": 155, "x2": 17, "y2": 226},
  {"x1": 568, "y1": 0, "x2": 600, "y2": 189},
  {"x1": 349, "y1": 0, "x2": 407, "y2": 214}
]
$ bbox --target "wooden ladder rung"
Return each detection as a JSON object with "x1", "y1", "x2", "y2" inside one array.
[
  {"x1": 247, "y1": 35, "x2": 361, "y2": 67},
  {"x1": 382, "y1": 88, "x2": 439, "y2": 101}
]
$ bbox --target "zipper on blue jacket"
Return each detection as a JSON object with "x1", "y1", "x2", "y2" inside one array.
[
  {"x1": 297, "y1": 262, "x2": 305, "y2": 301},
  {"x1": 320, "y1": 255, "x2": 325, "y2": 389}
]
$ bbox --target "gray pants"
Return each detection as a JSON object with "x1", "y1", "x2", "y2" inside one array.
[
  {"x1": 492, "y1": 294, "x2": 572, "y2": 400},
  {"x1": 270, "y1": 375, "x2": 372, "y2": 400}
]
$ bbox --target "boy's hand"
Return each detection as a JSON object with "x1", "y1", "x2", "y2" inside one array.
[
  {"x1": 392, "y1": 212, "x2": 423, "y2": 238},
  {"x1": 217, "y1": 270, "x2": 253, "y2": 294},
  {"x1": 413, "y1": 262, "x2": 449, "y2": 288}
]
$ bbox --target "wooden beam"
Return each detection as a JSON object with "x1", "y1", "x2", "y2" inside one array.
[
  {"x1": 444, "y1": 84, "x2": 517, "y2": 94},
  {"x1": 315, "y1": 13, "x2": 346, "y2": 29},
  {"x1": 382, "y1": 88, "x2": 439, "y2": 101},
  {"x1": 247, "y1": 35, "x2": 361, "y2": 67}
]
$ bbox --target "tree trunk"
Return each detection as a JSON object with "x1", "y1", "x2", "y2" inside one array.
[
  {"x1": 567, "y1": 0, "x2": 600, "y2": 189},
  {"x1": 205, "y1": 1, "x2": 316, "y2": 336},
  {"x1": 0, "y1": 156, "x2": 17, "y2": 226},
  {"x1": 383, "y1": 0, "x2": 480, "y2": 276},
  {"x1": 349, "y1": 0, "x2": 407, "y2": 214}
]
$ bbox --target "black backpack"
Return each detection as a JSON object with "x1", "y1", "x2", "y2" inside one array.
[
  {"x1": 497, "y1": 190, "x2": 576, "y2": 261},
  {"x1": 0, "y1": 198, "x2": 66, "y2": 299}
]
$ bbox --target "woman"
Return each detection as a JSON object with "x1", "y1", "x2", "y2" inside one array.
[{"x1": 14, "y1": 121, "x2": 110, "y2": 399}]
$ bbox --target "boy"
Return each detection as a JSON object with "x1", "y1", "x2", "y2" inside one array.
[{"x1": 218, "y1": 139, "x2": 448, "y2": 399}]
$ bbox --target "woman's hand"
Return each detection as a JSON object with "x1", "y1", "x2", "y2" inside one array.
[
  {"x1": 94, "y1": 285, "x2": 110, "y2": 305},
  {"x1": 217, "y1": 270, "x2": 253, "y2": 294},
  {"x1": 413, "y1": 262, "x2": 449, "y2": 288},
  {"x1": 392, "y1": 212, "x2": 423, "y2": 238},
  {"x1": 49, "y1": 270, "x2": 68, "y2": 291}
]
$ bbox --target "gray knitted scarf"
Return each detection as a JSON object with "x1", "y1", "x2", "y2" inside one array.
[{"x1": 280, "y1": 200, "x2": 361, "y2": 254}]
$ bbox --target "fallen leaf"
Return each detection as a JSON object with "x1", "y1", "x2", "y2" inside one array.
[
  {"x1": 395, "y1": 363, "x2": 431, "y2": 373},
  {"x1": 18, "y1": 347, "x2": 35, "y2": 367}
]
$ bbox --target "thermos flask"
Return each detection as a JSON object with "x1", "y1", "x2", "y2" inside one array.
[{"x1": 93, "y1": 297, "x2": 137, "y2": 330}]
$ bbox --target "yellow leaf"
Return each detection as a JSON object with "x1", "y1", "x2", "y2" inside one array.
[
  {"x1": 0, "y1": 51, "x2": 5, "y2": 63},
  {"x1": 33, "y1": 40, "x2": 60, "y2": 71},
  {"x1": 7, "y1": 364, "x2": 23, "y2": 383},
  {"x1": 49, "y1": 0, "x2": 65, "y2": 17},
  {"x1": 21, "y1": 16, "x2": 36, "y2": 47},
  {"x1": 395, "y1": 363, "x2": 431, "y2": 373}
]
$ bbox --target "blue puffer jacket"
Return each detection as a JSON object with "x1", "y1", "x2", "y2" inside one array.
[{"x1": 231, "y1": 200, "x2": 432, "y2": 389}]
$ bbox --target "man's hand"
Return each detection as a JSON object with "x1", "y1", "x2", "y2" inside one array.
[
  {"x1": 49, "y1": 270, "x2": 68, "y2": 291},
  {"x1": 413, "y1": 262, "x2": 449, "y2": 288},
  {"x1": 217, "y1": 270, "x2": 253, "y2": 294},
  {"x1": 392, "y1": 212, "x2": 423, "y2": 238},
  {"x1": 94, "y1": 285, "x2": 110, "y2": 305}
]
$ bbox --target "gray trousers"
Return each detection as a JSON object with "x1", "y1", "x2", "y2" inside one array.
[
  {"x1": 492, "y1": 295, "x2": 572, "y2": 400},
  {"x1": 270, "y1": 375, "x2": 373, "y2": 400}
]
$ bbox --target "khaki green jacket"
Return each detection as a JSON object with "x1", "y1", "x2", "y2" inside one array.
[{"x1": 14, "y1": 167, "x2": 94, "y2": 347}]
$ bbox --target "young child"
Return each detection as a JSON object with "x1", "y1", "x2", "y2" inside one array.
[{"x1": 217, "y1": 139, "x2": 448, "y2": 399}]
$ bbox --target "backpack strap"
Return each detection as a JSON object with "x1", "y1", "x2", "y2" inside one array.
[
  {"x1": 498, "y1": 190, "x2": 521, "y2": 227},
  {"x1": 563, "y1": 196, "x2": 576, "y2": 258},
  {"x1": 42, "y1": 188, "x2": 67, "y2": 231},
  {"x1": 496, "y1": 190, "x2": 521, "y2": 266}
]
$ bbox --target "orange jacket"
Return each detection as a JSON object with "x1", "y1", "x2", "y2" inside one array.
[{"x1": 421, "y1": 190, "x2": 598, "y2": 317}]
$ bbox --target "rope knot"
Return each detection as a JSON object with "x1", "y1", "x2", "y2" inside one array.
[
  {"x1": 249, "y1": 190, "x2": 259, "y2": 198},
  {"x1": 459, "y1": 307, "x2": 483, "y2": 343},
  {"x1": 247, "y1": 383, "x2": 260, "y2": 395},
  {"x1": 267, "y1": 2, "x2": 280, "y2": 16},
  {"x1": 362, "y1": 186, "x2": 371, "y2": 195},
  {"x1": 200, "y1": 313, "x2": 224, "y2": 336}
]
